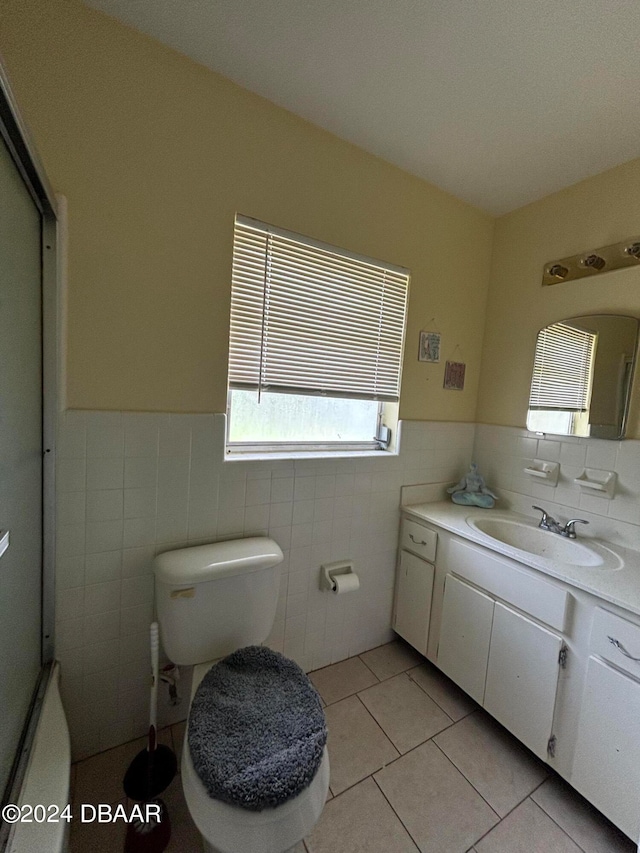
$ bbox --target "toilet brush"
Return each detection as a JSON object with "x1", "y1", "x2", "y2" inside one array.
[{"x1": 123, "y1": 622, "x2": 178, "y2": 802}]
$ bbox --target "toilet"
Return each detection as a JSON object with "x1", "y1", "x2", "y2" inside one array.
[{"x1": 153, "y1": 536, "x2": 330, "y2": 853}]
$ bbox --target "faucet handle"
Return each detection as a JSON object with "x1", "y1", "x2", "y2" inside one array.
[
  {"x1": 532, "y1": 505, "x2": 552, "y2": 525},
  {"x1": 564, "y1": 519, "x2": 589, "y2": 539}
]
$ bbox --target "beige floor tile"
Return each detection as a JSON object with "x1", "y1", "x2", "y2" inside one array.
[
  {"x1": 434, "y1": 711, "x2": 547, "y2": 817},
  {"x1": 306, "y1": 778, "x2": 419, "y2": 853},
  {"x1": 324, "y1": 695, "x2": 399, "y2": 794},
  {"x1": 360, "y1": 640, "x2": 424, "y2": 681},
  {"x1": 73, "y1": 728, "x2": 174, "y2": 808},
  {"x1": 69, "y1": 797, "x2": 128, "y2": 852},
  {"x1": 310, "y1": 656, "x2": 378, "y2": 705},
  {"x1": 359, "y1": 673, "x2": 452, "y2": 753},
  {"x1": 408, "y1": 662, "x2": 477, "y2": 721},
  {"x1": 475, "y1": 798, "x2": 582, "y2": 853},
  {"x1": 375, "y1": 741, "x2": 499, "y2": 853},
  {"x1": 532, "y1": 776, "x2": 636, "y2": 853}
]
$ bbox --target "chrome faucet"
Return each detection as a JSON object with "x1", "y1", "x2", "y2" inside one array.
[{"x1": 532, "y1": 506, "x2": 589, "y2": 539}]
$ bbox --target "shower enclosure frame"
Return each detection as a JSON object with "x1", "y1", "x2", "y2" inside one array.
[{"x1": 0, "y1": 51, "x2": 60, "y2": 844}]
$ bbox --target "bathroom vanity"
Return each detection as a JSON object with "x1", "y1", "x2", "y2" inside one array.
[{"x1": 393, "y1": 501, "x2": 640, "y2": 841}]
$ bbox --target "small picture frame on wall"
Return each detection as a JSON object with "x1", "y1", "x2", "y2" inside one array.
[
  {"x1": 418, "y1": 331, "x2": 441, "y2": 363},
  {"x1": 444, "y1": 361, "x2": 466, "y2": 390}
]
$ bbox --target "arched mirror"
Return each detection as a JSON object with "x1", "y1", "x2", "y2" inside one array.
[{"x1": 527, "y1": 314, "x2": 639, "y2": 439}]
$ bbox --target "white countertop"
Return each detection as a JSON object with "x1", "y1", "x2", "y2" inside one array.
[{"x1": 402, "y1": 501, "x2": 640, "y2": 617}]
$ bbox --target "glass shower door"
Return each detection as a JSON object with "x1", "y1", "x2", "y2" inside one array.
[{"x1": 0, "y1": 133, "x2": 43, "y2": 796}]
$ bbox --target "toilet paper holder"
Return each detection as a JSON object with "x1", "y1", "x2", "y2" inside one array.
[{"x1": 320, "y1": 560, "x2": 356, "y2": 591}]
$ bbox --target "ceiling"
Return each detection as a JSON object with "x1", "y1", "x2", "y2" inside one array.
[{"x1": 83, "y1": 0, "x2": 640, "y2": 215}]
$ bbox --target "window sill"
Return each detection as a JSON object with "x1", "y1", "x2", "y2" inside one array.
[{"x1": 224, "y1": 449, "x2": 397, "y2": 463}]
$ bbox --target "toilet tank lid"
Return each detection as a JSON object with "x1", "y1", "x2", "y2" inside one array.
[{"x1": 154, "y1": 537, "x2": 283, "y2": 585}]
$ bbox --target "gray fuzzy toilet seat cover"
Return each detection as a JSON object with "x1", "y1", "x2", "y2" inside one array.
[{"x1": 188, "y1": 646, "x2": 327, "y2": 811}]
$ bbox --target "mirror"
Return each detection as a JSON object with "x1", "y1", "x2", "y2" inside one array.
[{"x1": 527, "y1": 314, "x2": 639, "y2": 439}]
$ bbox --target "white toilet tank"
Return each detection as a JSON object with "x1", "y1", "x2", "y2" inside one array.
[{"x1": 153, "y1": 537, "x2": 284, "y2": 665}]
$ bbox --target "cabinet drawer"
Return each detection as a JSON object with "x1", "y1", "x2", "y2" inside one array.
[
  {"x1": 449, "y1": 538, "x2": 569, "y2": 632},
  {"x1": 400, "y1": 518, "x2": 437, "y2": 562},
  {"x1": 590, "y1": 607, "x2": 640, "y2": 679}
]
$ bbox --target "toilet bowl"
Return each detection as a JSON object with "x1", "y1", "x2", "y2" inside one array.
[{"x1": 153, "y1": 538, "x2": 329, "y2": 853}]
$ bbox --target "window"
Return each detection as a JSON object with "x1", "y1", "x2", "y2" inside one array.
[
  {"x1": 227, "y1": 215, "x2": 409, "y2": 453},
  {"x1": 527, "y1": 321, "x2": 597, "y2": 435}
]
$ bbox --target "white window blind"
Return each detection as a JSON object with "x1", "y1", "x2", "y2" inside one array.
[
  {"x1": 529, "y1": 322, "x2": 597, "y2": 411},
  {"x1": 228, "y1": 216, "x2": 409, "y2": 402}
]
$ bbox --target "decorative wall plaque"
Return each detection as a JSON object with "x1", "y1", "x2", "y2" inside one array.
[
  {"x1": 418, "y1": 331, "x2": 441, "y2": 363},
  {"x1": 444, "y1": 361, "x2": 466, "y2": 390}
]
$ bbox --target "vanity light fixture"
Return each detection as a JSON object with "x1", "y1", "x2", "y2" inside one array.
[
  {"x1": 547, "y1": 263, "x2": 569, "y2": 280},
  {"x1": 581, "y1": 254, "x2": 606, "y2": 271},
  {"x1": 543, "y1": 235, "x2": 640, "y2": 286}
]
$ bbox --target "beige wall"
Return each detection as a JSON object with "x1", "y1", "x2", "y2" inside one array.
[
  {"x1": 477, "y1": 158, "x2": 640, "y2": 437},
  {"x1": 0, "y1": 0, "x2": 493, "y2": 420}
]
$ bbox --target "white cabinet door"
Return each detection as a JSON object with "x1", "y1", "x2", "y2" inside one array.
[
  {"x1": 393, "y1": 550, "x2": 434, "y2": 655},
  {"x1": 571, "y1": 656, "x2": 640, "y2": 840},
  {"x1": 484, "y1": 603, "x2": 562, "y2": 760},
  {"x1": 437, "y1": 574, "x2": 494, "y2": 704}
]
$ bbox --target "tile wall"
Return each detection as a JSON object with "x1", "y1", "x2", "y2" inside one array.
[
  {"x1": 54, "y1": 412, "x2": 474, "y2": 759},
  {"x1": 473, "y1": 424, "x2": 640, "y2": 549}
]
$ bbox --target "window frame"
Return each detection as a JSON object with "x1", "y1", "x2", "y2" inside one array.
[
  {"x1": 225, "y1": 390, "x2": 386, "y2": 456},
  {"x1": 225, "y1": 215, "x2": 409, "y2": 457}
]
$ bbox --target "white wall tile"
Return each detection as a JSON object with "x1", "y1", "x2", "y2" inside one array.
[
  {"x1": 245, "y1": 478, "x2": 271, "y2": 506},
  {"x1": 57, "y1": 458, "x2": 86, "y2": 492},
  {"x1": 187, "y1": 505, "x2": 218, "y2": 541},
  {"x1": 124, "y1": 487, "x2": 157, "y2": 519},
  {"x1": 294, "y1": 476, "x2": 316, "y2": 501},
  {"x1": 86, "y1": 412, "x2": 124, "y2": 458},
  {"x1": 56, "y1": 411, "x2": 478, "y2": 761},
  {"x1": 55, "y1": 586, "x2": 84, "y2": 623},
  {"x1": 86, "y1": 489, "x2": 123, "y2": 522},
  {"x1": 56, "y1": 524, "x2": 86, "y2": 559},
  {"x1": 271, "y1": 477, "x2": 294, "y2": 503},
  {"x1": 220, "y1": 475, "x2": 247, "y2": 508},
  {"x1": 85, "y1": 520, "x2": 123, "y2": 554},
  {"x1": 85, "y1": 551, "x2": 122, "y2": 585},
  {"x1": 120, "y1": 602, "x2": 154, "y2": 637},
  {"x1": 585, "y1": 439, "x2": 619, "y2": 471},
  {"x1": 123, "y1": 413, "x2": 159, "y2": 457},
  {"x1": 56, "y1": 556, "x2": 85, "y2": 590},
  {"x1": 243, "y1": 504, "x2": 270, "y2": 535},
  {"x1": 87, "y1": 457, "x2": 124, "y2": 491},
  {"x1": 158, "y1": 414, "x2": 191, "y2": 457},
  {"x1": 121, "y1": 546, "x2": 155, "y2": 578},
  {"x1": 123, "y1": 517, "x2": 157, "y2": 549},
  {"x1": 217, "y1": 504, "x2": 245, "y2": 537},
  {"x1": 57, "y1": 411, "x2": 86, "y2": 459},
  {"x1": 83, "y1": 639, "x2": 120, "y2": 675},
  {"x1": 58, "y1": 491, "x2": 86, "y2": 526},
  {"x1": 121, "y1": 575, "x2": 153, "y2": 607},
  {"x1": 156, "y1": 513, "x2": 189, "y2": 544},
  {"x1": 83, "y1": 610, "x2": 120, "y2": 644},
  {"x1": 84, "y1": 580, "x2": 121, "y2": 615},
  {"x1": 124, "y1": 457, "x2": 158, "y2": 489},
  {"x1": 190, "y1": 415, "x2": 218, "y2": 458}
]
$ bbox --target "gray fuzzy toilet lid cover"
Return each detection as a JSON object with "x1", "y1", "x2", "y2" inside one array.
[{"x1": 188, "y1": 645, "x2": 327, "y2": 811}]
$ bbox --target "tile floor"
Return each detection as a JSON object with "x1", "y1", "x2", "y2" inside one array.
[{"x1": 69, "y1": 640, "x2": 636, "y2": 853}]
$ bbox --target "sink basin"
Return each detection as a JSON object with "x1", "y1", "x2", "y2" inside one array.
[{"x1": 466, "y1": 515, "x2": 623, "y2": 570}]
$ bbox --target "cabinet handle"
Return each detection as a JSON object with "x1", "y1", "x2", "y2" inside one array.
[
  {"x1": 607, "y1": 636, "x2": 640, "y2": 662},
  {"x1": 409, "y1": 533, "x2": 427, "y2": 546}
]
